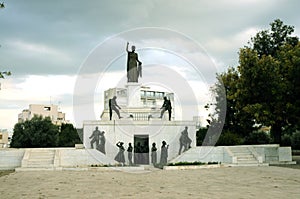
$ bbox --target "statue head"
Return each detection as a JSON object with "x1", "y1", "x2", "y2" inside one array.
[{"x1": 131, "y1": 45, "x2": 136, "y2": 51}]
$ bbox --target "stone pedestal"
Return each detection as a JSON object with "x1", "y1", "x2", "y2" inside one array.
[
  {"x1": 125, "y1": 83, "x2": 141, "y2": 108},
  {"x1": 83, "y1": 120, "x2": 196, "y2": 164}
]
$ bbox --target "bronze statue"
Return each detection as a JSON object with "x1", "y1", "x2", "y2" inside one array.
[
  {"x1": 160, "y1": 141, "x2": 169, "y2": 166},
  {"x1": 109, "y1": 96, "x2": 122, "y2": 120},
  {"x1": 126, "y1": 42, "x2": 142, "y2": 83},
  {"x1": 159, "y1": 97, "x2": 172, "y2": 121},
  {"x1": 178, "y1": 126, "x2": 192, "y2": 155},
  {"x1": 89, "y1": 126, "x2": 101, "y2": 149}
]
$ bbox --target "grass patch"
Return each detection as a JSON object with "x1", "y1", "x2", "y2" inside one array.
[
  {"x1": 167, "y1": 161, "x2": 219, "y2": 166},
  {"x1": 0, "y1": 170, "x2": 14, "y2": 177}
]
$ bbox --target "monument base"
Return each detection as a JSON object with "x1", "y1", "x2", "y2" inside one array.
[
  {"x1": 83, "y1": 119, "x2": 196, "y2": 165},
  {"x1": 125, "y1": 82, "x2": 142, "y2": 108}
]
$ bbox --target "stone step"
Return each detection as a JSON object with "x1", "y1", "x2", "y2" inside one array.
[
  {"x1": 236, "y1": 154, "x2": 255, "y2": 158},
  {"x1": 27, "y1": 160, "x2": 53, "y2": 164},
  {"x1": 233, "y1": 153, "x2": 254, "y2": 157},
  {"x1": 29, "y1": 156, "x2": 54, "y2": 160},
  {"x1": 228, "y1": 163, "x2": 269, "y2": 167},
  {"x1": 30, "y1": 152, "x2": 54, "y2": 156},
  {"x1": 23, "y1": 164, "x2": 55, "y2": 168},
  {"x1": 21, "y1": 149, "x2": 56, "y2": 168},
  {"x1": 30, "y1": 151, "x2": 55, "y2": 155},
  {"x1": 229, "y1": 147, "x2": 250, "y2": 150},
  {"x1": 237, "y1": 157, "x2": 257, "y2": 161},
  {"x1": 230, "y1": 150, "x2": 251, "y2": 153},
  {"x1": 232, "y1": 153, "x2": 253, "y2": 156},
  {"x1": 237, "y1": 160, "x2": 259, "y2": 164},
  {"x1": 230, "y1": 149, "x2": 251, "y2": 153},
  {"x1": 16, "y1": 167, "x2": 62, "y2": 171}
]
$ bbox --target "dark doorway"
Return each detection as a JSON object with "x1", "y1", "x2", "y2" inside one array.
[{"x1": 134, "y1": 135, "x2": 149, "y2": 164}]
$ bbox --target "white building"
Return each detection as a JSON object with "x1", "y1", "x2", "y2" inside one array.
[
  {"x1": 0, "y1": 129, "x2": 9, "y2": 148},
  {"x1": 101, "y1": 84, "x2": 175, "y2": 121},
  {"x1": 18, "y1": 104, "x2": 68, "y2": 125},
  {"x1": 84, "y1": 82, "x2": 196, "y2": 165}
]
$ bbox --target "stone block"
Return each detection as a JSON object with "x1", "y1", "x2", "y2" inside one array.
[
  {"x1": 278, "y1": 147, "x2": 292, "y2": 162},
  {"x1": 75, "y1": 144, "x2": 84, "y2": 149}
]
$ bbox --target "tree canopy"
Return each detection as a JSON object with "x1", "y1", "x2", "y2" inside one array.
[
  {"x1": 58, "y1": 123, "x2": 82, "y2": 147},
  {"x1": 11, "y1": 115, "x2": 59, "y2": 148},
  {"x1": 209, "y1": 19, "x2": 300, "y2": 145},
  {"x1": 10, "y1": 115, "x2": 82, "y2": 148}
]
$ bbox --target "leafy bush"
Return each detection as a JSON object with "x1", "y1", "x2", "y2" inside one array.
[
  {"x1": 167, "y1": 161, "x2": 219, "y2": 166},
  {"x1": 58, "y1": 123, "x2": 82, "y2": 147},
  {"x1": 10, "y1": 115, "x2": 80, "y2": 148},
  {"x1": 291, "y1": 131, "x2": 300, "y2": 150},
  {"x1": 244, "y1": 131, "x2": 271, "y2": 145},
  {"x1": 216, "y1": 131, "x2": 243, "y2": 146},
  {"x1": 196, "y1": 128, "x2": 208, "y2": 146},
  {"x1": 281, "y1": 134, "x2": 292, "y2": 146},
  {"x1": 11, "y1": 115, "x2": 59, "y2": 148}
]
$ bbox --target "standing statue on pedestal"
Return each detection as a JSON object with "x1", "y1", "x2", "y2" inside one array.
[
  {"x1": 127, "y1": 143, "x2": 133, "y2": 166},
  {"x1": 160, "y1": 141, "x2": 169, "y2": 166},
  {"x1": 126, "y1": 42, "x2": 142, "y2": 83},
  {"x1": 151, "y1": 142, "x2": 157, "y2": 166},
  {"x1": 114, "y1": 141, "x2": 125, "y2": 166}
]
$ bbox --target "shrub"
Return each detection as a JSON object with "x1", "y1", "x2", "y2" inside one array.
[
  {"x1": 196, "y1": 128, "x2": 208, "y2": 146},
  {"x1": 244, "y1": 131, "x2": 271, "y2": 145},
  {"x1": 216, "y1": 131, "x2": 243, "y2": 146},
  {"x1": 291, "y1": 131, "x2": 300, "y2": 150},
  {"x1": 281, "y1": 134, "x2": 292, "y2": 146}
]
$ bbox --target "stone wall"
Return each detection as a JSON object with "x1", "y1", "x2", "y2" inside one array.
[
  {"x1": 0, "y1": 149, "x2": 25, "y2": 170},
  {"x1": 83, "y1": 120, "x2": 197, "y2": 163}
]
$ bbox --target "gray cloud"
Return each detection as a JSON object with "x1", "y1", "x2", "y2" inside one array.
[
  {"x1": 1, "y1": 0, "x2": 300, "y2": 130},
  {"x1": 1, "y1": 0, "x2": 299, "y2": 76}
]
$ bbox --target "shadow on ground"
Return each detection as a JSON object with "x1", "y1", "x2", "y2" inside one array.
[
  {"x1": 272, "y1": 156, "x2": 300, "y2": 170},
  {"x1": 0, "y1": 170, "x2": 14, "y2": 177}
]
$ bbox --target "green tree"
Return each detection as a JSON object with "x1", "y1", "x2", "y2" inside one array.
[
  {"x1": 251, "y1": 19, "x2": 298, "y2": 58},
  {"x1": 0, "y1": 71, "x2": 11, "y2": 79},
  {"x1": 10, "y1": 115, "x2": 59, "y2": 148},
  {"x1": 239, "y1": 19, "x2": 299, "y2": 144},
  {"x1": 58, "y1": 123, "x2": 82, "y2": 147},
  {"x1": 209, "y1": 19, "x2": 300, "y2": 145}
]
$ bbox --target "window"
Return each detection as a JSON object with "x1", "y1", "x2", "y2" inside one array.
[
  {"x1": 44, "y1": 106, "x2": 51, "y2": 111},
  {"x1": 141, "y1": 91, "x2": 146, "y2": 97},
  {"x1": 156, "y1": 92, "x2": 164, "y2": 98},
  {"x1": 0, "y1": 134, "x2": 2, "y2": 140},
  {"x1": 147, "y1": 91, "x2": 155, "y2": 97}
]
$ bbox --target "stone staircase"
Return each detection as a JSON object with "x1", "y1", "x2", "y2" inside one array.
[
  {"x1": 16, "y1": 149, "x2": 59, "y2": 171},
  {"x1": 226, "y1": 146, "x2": 266, "y2": 166}
]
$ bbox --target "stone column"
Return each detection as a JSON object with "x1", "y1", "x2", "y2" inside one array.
[{"x1": 126, "y1": 83, "x2": 141, "y2": 108}]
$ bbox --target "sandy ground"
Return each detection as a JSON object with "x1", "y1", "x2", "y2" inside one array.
[{"x1": 1, "y1": 166, "x2": 300, "y2": 199}]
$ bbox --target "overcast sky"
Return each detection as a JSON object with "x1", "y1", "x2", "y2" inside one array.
[{"x1": 1, "y1": 0, "x2": 300, "y2": 131}]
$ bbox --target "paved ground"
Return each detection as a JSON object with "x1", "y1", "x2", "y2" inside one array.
[
  {"x1": 1, "y1": 166, "x2": 300, "y2": 198},
  {"x1": 0, "y1": 156, "x2": 299, "y2": 198}
]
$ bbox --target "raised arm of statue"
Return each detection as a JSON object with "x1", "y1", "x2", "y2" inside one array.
[{"x1": 126, "y1": 42, "x2": 129, "y2": 53}]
